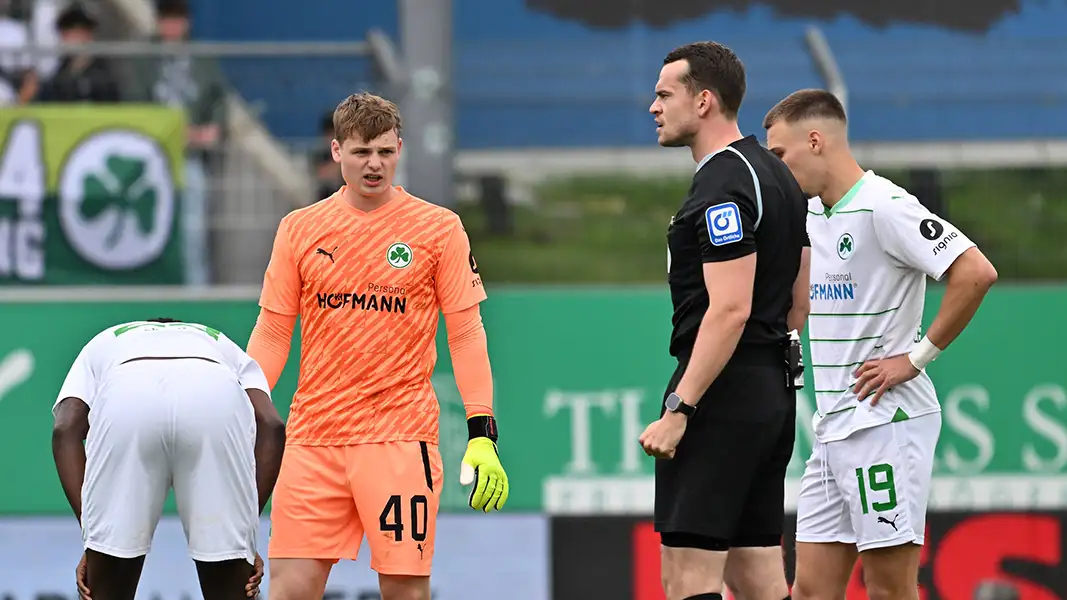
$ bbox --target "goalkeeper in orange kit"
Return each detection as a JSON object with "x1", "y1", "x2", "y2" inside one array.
[{"x1": 246, "y1": 92, "x2": 507, "y2": 600}]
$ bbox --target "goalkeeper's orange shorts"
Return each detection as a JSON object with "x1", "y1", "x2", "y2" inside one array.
[{"x1": 267, "y1": 442, "x2": 443, "y2": 575}]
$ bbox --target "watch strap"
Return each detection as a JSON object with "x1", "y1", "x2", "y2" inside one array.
[{"x1": 667, "y1": 393, "x2": 696, "y2": 416}]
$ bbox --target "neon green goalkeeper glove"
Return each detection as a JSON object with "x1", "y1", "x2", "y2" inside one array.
[{"x1": 459, "y1": 414, "x2": 509, "y2": 512}]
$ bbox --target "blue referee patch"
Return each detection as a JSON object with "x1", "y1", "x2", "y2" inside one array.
[{"x1": 705, "y1": 202, "x2": 743, "y2": 246}]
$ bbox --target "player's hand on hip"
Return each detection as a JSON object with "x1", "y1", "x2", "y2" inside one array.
[
  {"x1": 639, "y1": 413, "x2": 687, "y2": 460},
  {"x1": 75, "y1": 552, "x2": 90, "y2": 600},
  {"x1": 460, "y1": 437, "x2": 509, "y2": 512},
  {"x1": 853, "y1": 354, "x2": 920, "y2": 407},
  {"x1": 246, "y1": 553, "x2": 264, "y2": 597}
]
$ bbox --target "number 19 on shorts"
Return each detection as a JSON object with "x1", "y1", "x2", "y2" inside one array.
[{"x1": 855, "y1": 463, "x2": 897, "y2": 514}]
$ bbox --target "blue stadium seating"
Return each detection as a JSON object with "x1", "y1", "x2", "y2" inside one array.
[
  {"x1": 834, "y1": 33, "x2": 1067, "y2": 140},
  {"x1": 189, "y1": 0, "x2": 396, "y2": 141},
  {"x1": 452, "y1": 35, "x2": 816, "y2": 148},
  {"x1": 189, "y1": 0, "x2": 1067, "y2": 147}
]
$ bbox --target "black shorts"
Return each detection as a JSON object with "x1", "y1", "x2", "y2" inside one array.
[{"x1": 654, "y1": 346, "x2": 796, "y2": 548}]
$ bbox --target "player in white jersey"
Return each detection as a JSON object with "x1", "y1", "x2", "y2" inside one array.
[
  {"x1": 51, "y1": 318, "x2": 286, "y2": 600},
  {"x1": 763, "y1": 91, "x2": 998, "y2": 600}
]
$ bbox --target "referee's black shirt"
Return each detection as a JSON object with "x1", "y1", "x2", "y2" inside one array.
[{"x1": 666, "y1": 135, "x2": 808, "y2": 359}]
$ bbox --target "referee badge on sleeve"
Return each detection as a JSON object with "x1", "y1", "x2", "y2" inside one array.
[{"x1": 706, "y1": 202, "x2": 743, "y2": 246}]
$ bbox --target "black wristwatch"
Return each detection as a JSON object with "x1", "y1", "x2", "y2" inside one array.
[{"x1": 664, "y1": 392, "x2": 696, "y2": 417}]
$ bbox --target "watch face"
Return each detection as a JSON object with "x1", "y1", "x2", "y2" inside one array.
[{"x1": 666, "y1": 393, "x2": 680, "y2": 410}]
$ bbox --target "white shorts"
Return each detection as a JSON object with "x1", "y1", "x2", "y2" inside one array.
[
  {"x1": 81, "y1": 359, "x2": 258, "y2": 563},
  {"x1": 795, "y1": 413, "x2": 941, "y2": 552}
]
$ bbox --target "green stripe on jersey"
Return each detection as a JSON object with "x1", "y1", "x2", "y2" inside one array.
[
  {"x1": 810, "y1": 335, "x2": 883, "y2": 342},
  {"x1": 810, "y1": 303, "x2": 902, "y2": 317}
]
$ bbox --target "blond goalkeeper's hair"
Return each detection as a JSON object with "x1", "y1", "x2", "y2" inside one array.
[{"x1": 333, "y1": 92, "x2": 402, "y2": 143}]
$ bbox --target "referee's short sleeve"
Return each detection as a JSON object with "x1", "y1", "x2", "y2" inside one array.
[{"x1": 694, "y1": 176, "x2": 759, "y2": 263}]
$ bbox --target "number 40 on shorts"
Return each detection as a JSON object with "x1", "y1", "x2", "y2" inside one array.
[
  {"x1": 379, "y1": 494, "x2": 428, "y2": 542},
  {"x1": 855, "y1": 463, "x2": 898, "y2": 514}
]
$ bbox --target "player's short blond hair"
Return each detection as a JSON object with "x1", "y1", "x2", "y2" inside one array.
[
  {"x1": 763, "y1": 89, "x2": 846, "y2": 129},
  {"x1": 333, "y1": 92, "x2": 403, "y2": 143}
]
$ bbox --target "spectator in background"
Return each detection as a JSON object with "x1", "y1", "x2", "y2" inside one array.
[
  {"x1": 313, "y1": 112, "x2": 343, "y2": 201},
  {"x1": 28, "y1": 0, "x2": 61, "y2": 83},
  {"x1": 36, "y1": 3, "x2": 121, "y2": 102},
  {"x1": 0, "y1": 0, "x2": 38, "y2": 105},
  {"x1": 129, "y1": 0, "x2": 227, "y2": 286}
]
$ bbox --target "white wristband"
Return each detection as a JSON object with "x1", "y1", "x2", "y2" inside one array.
[{"x1": 908, "y1": 336, "x2": 942, "y2": 371}]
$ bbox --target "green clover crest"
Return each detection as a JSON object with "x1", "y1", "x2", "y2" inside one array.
[{"x1": 80, "y1": 154, "x2": 157, "y2": 249}]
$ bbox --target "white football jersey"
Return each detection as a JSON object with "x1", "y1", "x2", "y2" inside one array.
[
  {"x1": 54, "y1": 321, "x2": 270, "y2": 414},
  {"x1": 806, "y1": 171, "x2": 975, "y2": 442}
]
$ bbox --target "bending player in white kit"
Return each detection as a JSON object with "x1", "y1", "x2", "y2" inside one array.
[
  {"x1": 51, "y1": 318, "x2": 287, "y2": 600},
  {"x1": 763, "y1": 90, "x2": 998, "y2": 600}
]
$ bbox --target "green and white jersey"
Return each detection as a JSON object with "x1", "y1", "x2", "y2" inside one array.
[
  {"x1": 54, "y1": 320, "x2": 270, "y2": 413},
  {"x1": 807, "y1": 171, "x2": 975, "y2": 442}
]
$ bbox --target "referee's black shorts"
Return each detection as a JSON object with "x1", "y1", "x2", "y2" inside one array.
[{"x1": 654, "y1": 344, "x2": 796, "y2": 550}]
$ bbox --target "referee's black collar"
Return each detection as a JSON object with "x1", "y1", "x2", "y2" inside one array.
[
  {"x1": 728, "y1": 135, "x2": 760, "y2": 151},
  {"x1": 695, "y1": 135, "x2": 759, "y2": 172}
]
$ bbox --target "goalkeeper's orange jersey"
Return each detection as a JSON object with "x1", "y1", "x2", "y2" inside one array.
[{"x1": 258, "y1": 187, "x2": 487, "y2": 446}]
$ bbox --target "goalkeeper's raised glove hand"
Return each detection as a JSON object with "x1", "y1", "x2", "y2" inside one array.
[{"x1": 459, "y1": 415, "x2": 509, "y2": 512}]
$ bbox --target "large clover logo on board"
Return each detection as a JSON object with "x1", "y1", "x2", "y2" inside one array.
[
  {"x1": 81, "y1": 155, "x2": 156, "y2": 250},
  {"x1": 58, "y1": 130, "x2": 175, "y2": 270}
]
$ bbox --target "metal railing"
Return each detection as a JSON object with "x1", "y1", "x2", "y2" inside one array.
[
  {"x1": 14, "y1": 40, "x2": 373, "y2": 57},
  {"x1": 804, "y1": 25, "x2": 848, "y2": 115}
]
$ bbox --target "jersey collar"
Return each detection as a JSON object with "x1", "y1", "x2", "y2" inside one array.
[
  {"x1": 333, "y1": 185, "x2": 410, "y2": 219},
  {"x1": 824, "y1": 170, "x2": 872, "y2": 217},
  {"x1": 694, "y1": 136, "x2": 757, "y2": 173}
]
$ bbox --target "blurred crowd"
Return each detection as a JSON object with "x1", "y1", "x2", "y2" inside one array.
[{"x1": 0, "y1": 0, "x2": 226, "y2": 137}]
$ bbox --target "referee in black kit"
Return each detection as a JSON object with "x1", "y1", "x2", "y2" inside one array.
[{"x1": 639, "y1": 42, "x2": 811, "y2": 600}]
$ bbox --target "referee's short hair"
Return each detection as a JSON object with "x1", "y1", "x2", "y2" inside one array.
[
  {"x1": 763, "y1": 89, "x2": 847, "y2": 129},
  {"x1": 663, "y1": 41, "x2": 746, "y2": 120}
]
